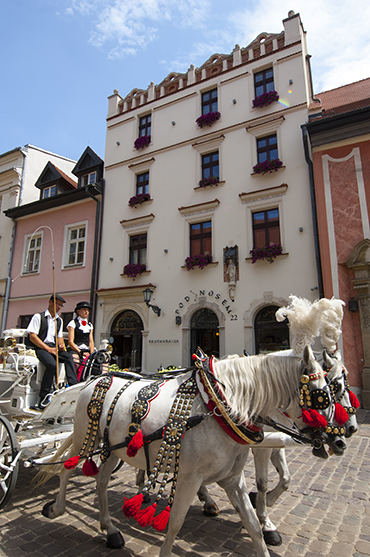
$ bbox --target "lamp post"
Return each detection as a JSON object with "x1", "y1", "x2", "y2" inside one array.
[{"x1": 143, "y1": 287, "x2": 161, "y2": 317}]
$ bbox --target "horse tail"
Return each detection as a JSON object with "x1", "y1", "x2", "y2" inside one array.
[{"x1": 32, "y1": 434, "x2": 74, "y2": 488}]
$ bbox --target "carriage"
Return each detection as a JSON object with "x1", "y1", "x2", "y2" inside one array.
[{"x1": 0, "y1": 328, "x2": 111, "y2": 510}]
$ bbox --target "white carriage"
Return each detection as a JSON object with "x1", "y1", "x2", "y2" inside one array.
[{"x1": 0, "y1": 328, "x2": 111, "y2": 509}]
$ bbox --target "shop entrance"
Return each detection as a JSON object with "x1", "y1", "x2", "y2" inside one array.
[
  {"x1": 190, "y1": 308, "x2": 220, "y2": 358},
  {"x1": 254, "y1": 305, "x2": 290, "y2": 354},
  {"x1": 110, "y1": 310, "x2": 143, "y2": 370}
]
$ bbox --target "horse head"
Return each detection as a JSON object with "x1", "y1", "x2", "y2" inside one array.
[
  {"x1": 322, "y1": 349, "x2": 359, "y2": 438},
  {"x1": 287, "y1": 345, "x2": 347, "y2": 458}
]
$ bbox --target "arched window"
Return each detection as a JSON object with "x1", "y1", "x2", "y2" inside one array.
[
  {"x1": 190, "y1": 308, "x2": 219, "y2": 358},
  {"x1": 254, "y1": 305, "x2": 289, "y2": 354},
  {"x1": 111, "y1": 310, "x2": 143, "y2": 370}
]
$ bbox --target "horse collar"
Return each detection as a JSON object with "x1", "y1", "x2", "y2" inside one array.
[{"x1": 196, "y1": 355, "x2": 264, "y2": 445}]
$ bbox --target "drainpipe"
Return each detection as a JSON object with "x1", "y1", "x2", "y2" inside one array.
[
  {"x1": 85, "y1": 179, "x2": 104, "y2": 324},
  {"x1": 301, "y1": 124, "x2": 324, "y2": 299},
  {"x1": 1, "y1": 147, "x2": 27, "y2": 332}
]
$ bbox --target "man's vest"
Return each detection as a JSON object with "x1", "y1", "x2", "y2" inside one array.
[{"x1": 26, "y1": 312, "x2": 62, "y2": 348}]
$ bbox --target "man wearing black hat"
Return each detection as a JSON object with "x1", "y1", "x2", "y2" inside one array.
[{"x1": 27, "y1": 294, "x2": 78, "y2": 410}]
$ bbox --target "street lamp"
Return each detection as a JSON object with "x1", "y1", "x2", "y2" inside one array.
[{"x1": 143, "y1": 287, "x2": 161, "y2": 317}]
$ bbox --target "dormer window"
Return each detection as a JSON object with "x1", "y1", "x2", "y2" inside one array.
[
  {"x1": 42, "y1": 185, "x2": 57, "y2": 199},
  {"x1": 82, "y1": 172, "x2": 97, "y2": 187}
]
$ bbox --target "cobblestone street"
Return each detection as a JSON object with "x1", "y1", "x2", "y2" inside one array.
[{"x1": 0, "y1": 410, "x2": 369, "y2": 557}]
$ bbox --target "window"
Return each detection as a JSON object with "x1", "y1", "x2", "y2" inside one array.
[
  {"x1": 42, "y1": 185, "x2": 57, "y2": 199},
  {"x1": 19, "y1": 315, "x2": 33, "y2": 328},
  {"x1": 201, "y1": 89, "x2": 218, "y2": 115},
  {"x1": 257, "y1": 134, "x2": 278, "y2": 163},
  {"x1": 129, "y1": 233, "x2": 147, "y2": 265},
  {"x1": 64, "y1": 224, "x2": 86, "y2": 267},
  {"x1": 82, "y1": 172, "x2": 97, "y2": 187},
  {"x1": 61, "y1": 312, "x2": 73, "y2": 332},
  {"x1": 254, "y1": 68, "x2": 274, "y2": 97},
  {"x1": 252, "y1": 209, "x2": 280, "y2": 248},
  {"x1": 136, "y1": 172, "x2": 149, "y2": 195},
  {"x1": 202, "y1": 152, "x2": 219, "y2": 180},
  {"x1": 190, "y1": 221, "x2": 212, "y2": 256},
  {"x1": 139, "y1": 114, "x2": 151, "y2": 138},
  {"x1": 23, "y1": 234, "x2": 42, "y2": 274}
]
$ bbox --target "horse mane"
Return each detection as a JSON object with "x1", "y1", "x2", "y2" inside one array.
[
  {"x1": 212, "y1": 353, "x2": 303, "y2": 424},
  {"x1": 276, "y1": 295, "x2": 345, "y2": 354}
]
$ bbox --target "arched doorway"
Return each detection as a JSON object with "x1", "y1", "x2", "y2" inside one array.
[
  {"x1": 190, "y1": 308, "x2": 220, "y2": 358},
  {"x1": 111, "y1": 310, "x2": 143, "y2": 370},
  {"x1": 254, "y1": 305, "x2": 289, "y2": 354}
]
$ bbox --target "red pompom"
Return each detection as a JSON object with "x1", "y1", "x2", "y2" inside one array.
[
  {"x1": 136, "y1": 503, "x2": 157, "y2": 527},
  {"x1": 122, "y1": 493, "x2": 144, "y2": 518},
  {"x1": 302, "y1": 408, "x2": 327, "y2": 428},
  {"x1": 349, "y1": 390, "x2": 360, "y2": 409},
  {"x1": 82, "y1": 458, "x2": 99, "y2": 476},
  {"x1": 191, "y1": 354, "x2": 197, "y2": 361},
  {"x1": 64, "y1": 455, "x2": 80, "y2": 470},
  {"x1": 152, "y1": 505, "x2": 171, "y2": 531},
  {"x1": 127, "y1": 429, "x2": 144, "y2": 457},
  {"x1": 334, "y1": 402, "x2": 349, "y2": 426}
]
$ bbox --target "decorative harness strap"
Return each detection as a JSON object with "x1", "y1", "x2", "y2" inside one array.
[
  {"x1": 195, "y1": 352, "x2": 264, "y2": 445},
  {"x1": 122, "y1": 373, "x2": 198, "y2": 532}
]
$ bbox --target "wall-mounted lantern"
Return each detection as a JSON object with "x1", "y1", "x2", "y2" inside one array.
[{"x1": 143, "y1": 287, "x2": 161, "y2": 316}]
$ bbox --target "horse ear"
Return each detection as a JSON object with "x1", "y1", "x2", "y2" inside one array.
[
  {"x1": 303, "y1": 344, "x2": 314, "y2": 365},
  {"x1": 322, "y1": 349, "x2": 334, "y2": 369},
  {"x1": 333, "y1": 349, "x2": 342, "y2": 362}
]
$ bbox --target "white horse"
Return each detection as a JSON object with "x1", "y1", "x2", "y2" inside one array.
[
  {"x1": 41, "y1": 346, "x2": 346, "y2": 557},
  {"x1": 193, "y1": 347, "x2": 360, "y2": 547}
]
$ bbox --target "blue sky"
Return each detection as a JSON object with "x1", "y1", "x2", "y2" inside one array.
[{"x1": 1, "y1": 0, "x2": 369, "y2": 162}]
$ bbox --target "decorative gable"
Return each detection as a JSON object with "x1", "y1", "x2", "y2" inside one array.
[
  {"x1": 35, "y1": 162, "x2": 77, "y2": 199},
  {"x1": 72, "y1": 146, "x2": 104, "y2": 188}
]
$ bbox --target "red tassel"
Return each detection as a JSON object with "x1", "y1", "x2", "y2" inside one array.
[
  {"x1": 349, "y1": 390, "x2": 360, "y2": 409},
  {"x1": 309, "y1": 409, "x2": 328, "y2": 428},
  {"x1": 302, "y1": 408, "x2": 327, "y2": 428},
  {"x1": 334, "y1": 402, "x2": 349, "y2": 426},
  {"x1": 136, "y1": 502, "x2": 157, "y2": 527},
  {"x1": 122, "y1": 493, "x2": 144, "y2": 518},
  {"x1": 127, "y1": 429, "x2": 144, "y2": 457},
  {"x1": 152, "y1": 505, "x2": 171, "y2": 532},
  {"x1": 64, "y1": 455, "x2": 80, "y2": 470},
  {"x1": 82, "y1": 458, "x2": 99, "y2": 476}
]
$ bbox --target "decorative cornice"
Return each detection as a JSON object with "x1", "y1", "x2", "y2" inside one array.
[
  {"x1": 239, "y1": 183, "x2": 288, "y2": 203},
  {"x1": 120, "y1": 213, "x2": 155, "y2": 228},
  {"x1": 178, "y1": 199, "x2": 220, "y2": 215}
]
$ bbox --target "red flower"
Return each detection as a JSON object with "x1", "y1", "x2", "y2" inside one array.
[{"x1": 82, "y1": 320, "x2": 87, "y2": 326}]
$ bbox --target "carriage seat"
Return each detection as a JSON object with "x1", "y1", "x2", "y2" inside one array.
[{"x1": 36, "y1": 361, "x2": 67, "y2": 387}]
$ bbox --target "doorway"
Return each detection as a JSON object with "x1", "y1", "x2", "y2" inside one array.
[
  {"x1": 110, "y1": 310, "x2": 143, "y2": 370},
  {"x1": 190, "y1": 308, "x2": 220, "y2": 358}
]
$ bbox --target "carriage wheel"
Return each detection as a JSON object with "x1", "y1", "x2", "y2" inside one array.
[{"x1": 0, "y1": 416, "x2": 20, "y2": 509}]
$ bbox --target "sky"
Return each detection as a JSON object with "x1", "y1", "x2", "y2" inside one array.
[{"x1": 1, "y1": 0, "x2": 370, "y2": 162}]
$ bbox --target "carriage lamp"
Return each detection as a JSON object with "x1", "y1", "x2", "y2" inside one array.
[
  {"x1": 143, "y1": 287, "x2": 161, "y2": 317},
  {"x1": 348, "y1": 297, "x2": 359, "y2": 312}
]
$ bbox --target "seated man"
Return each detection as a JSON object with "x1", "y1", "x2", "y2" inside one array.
[{"x1": 27, "y1": 294, "x2": 78, "y2": 410}]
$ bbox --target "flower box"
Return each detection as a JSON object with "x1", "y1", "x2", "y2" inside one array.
[
  {"x1": 185, "y1": 254, "x2": 213, "y2": 270},
  {"x1": 196, "y1": 111, "x2": 221, "y2": 129},
  {"x1": 250, "y1": 244, "x2": 283, "y2": 264},
  {"x1": 134, "y1": 135, "x2": 151, "y2": 150},
  {"x1": 128, "y1": 193, "x2": 151, "y2": 207},
  {"x1": 253, "y1": 158, "x2": 283, "y2": 175},
  {"x1": 123, "y1": 263, "x2": 146, "y2": 277},
  {"x1": 198, "y1": 176, "x2": 219, "y2": 188},
  {"x1": 252, "y1": 90, "x2": 279, "y2": 108}
]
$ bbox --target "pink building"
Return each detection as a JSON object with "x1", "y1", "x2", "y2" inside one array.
[
  {"x1": 304, "y1": 78, "x2": 370, "y2": 408},
  {"x1": 4, "y1": 147, "x2": 104, "y2": 331}
]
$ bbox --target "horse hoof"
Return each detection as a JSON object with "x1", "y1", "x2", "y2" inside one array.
[
  {"x1": 263, "y1": 530, "x2": 283, "y2": 546},
  {"x1": 203, "y1": 503, "x2": 220, "y2": 517},
  {"x1": 248, "y1": 492, "x2": 257, "y2": 508},
  {"x1": 41, "y1": 500, "x2": 56, "y2": 518},
  {"x1": 106, "y1": 532, "x2": 125, "y2": 549}
]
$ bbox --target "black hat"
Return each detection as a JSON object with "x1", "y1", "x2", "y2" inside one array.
[
  {"x1": 75, "y1": 301, "x2": 92, "y2": 312},
  {"x1": 50, "y1": 293, "x2": 66, "y2": 304}
]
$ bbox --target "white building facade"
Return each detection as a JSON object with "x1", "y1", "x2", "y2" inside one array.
[{"x1": 97, "y1": 12, "x2": 319, "y2": 372}]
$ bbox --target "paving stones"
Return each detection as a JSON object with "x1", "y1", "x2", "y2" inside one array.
[{"x1": 0, "y1": 409, "x2": 369, "y2": 557}]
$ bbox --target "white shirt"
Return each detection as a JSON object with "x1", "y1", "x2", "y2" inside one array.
[
  {"x1": 67, "y1": 316, "x2": 93, "y2": 350},
  {"x1": 27, "y1": 310, "x2": 63, "y2": 344}
]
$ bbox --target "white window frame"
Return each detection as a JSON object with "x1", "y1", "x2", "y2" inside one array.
[
  {"x1": 42, "y1": 185, "x2": 57, "y2": 199},
  {"x1": 22, "y1": 232, "x2": 43, "y2": 275},
  {"x1": 62, "y1": 221, "x2": 88, "y2": 269},
  {"x1": 82, "y1": 172, "x2": 97, "y2": 187}
]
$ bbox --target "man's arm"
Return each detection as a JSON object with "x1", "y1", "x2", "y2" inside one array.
[{"x1": 29, "y1": 332, "x2": 57, "y2": 355}]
